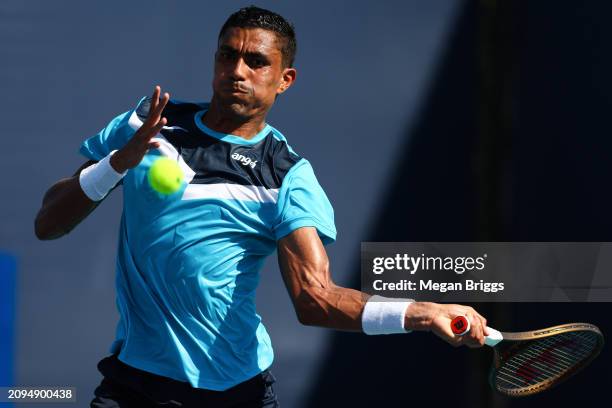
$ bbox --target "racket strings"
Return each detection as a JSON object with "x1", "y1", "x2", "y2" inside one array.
[
  {"x1": 501, "y1": 333, "x2": 595, "y2": 385},
  {"x1": 508, "y1": 333, "x2": 594, "y2": 377},
  {"x1": 497, "y1": 334, "x2": 596, "y2": 389},
  {"x1": 494, "y1": 331, "x2": 599, "y2": 393}
]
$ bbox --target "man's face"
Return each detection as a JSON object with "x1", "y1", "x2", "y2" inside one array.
[{"x1": 212, "y1": 27, "x2": 293, "y2": 121}]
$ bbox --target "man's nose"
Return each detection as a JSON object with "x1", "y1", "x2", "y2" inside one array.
[{"x1": 229, "y1": 57, "x2": 248, "y2": 81}]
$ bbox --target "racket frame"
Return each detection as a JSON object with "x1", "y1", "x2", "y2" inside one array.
[{"x1": 489, "y1": 323, "x2": 604, "y2": 397}]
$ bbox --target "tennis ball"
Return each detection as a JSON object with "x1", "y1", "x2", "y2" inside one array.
[{"x1": 147, "y1": 157, "x2": 184, "y2": 195}]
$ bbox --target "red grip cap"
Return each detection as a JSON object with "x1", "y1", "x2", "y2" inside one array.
[{"x1": 451, "y1": 316, "x2": 470, "y2": 335}]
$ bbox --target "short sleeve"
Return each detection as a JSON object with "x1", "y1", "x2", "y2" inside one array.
[
  {"x1": 78, "y1": 96, "x2": 147, "y2": 161},
  {"x1": 274, "y1": 159, "x2": 336, "y2": 245}
]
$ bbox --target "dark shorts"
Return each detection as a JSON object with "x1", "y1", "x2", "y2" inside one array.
[{"x1": 90, "y1": 354, "x2": 279, "y2": 408}]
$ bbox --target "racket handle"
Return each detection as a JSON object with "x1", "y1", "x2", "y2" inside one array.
[{"x1": 450, "y1": 316, "x2": 503, "y2": 347}]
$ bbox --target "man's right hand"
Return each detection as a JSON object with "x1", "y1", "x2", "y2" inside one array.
[
  {"x1": 404, "y1": 302, "x2": 489, "y2": 348},
  {"x1": 110, "y1": 85, "x2": 170, "y2": 173}
]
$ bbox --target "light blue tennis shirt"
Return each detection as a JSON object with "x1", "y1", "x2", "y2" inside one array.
[{"x1": 79, "y1": 97, "x2": 336, "y2": 391}]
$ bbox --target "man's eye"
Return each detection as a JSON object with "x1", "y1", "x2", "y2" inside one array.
[{"x1": 250, "y1": 58, "x2": 266, "y2": 67}]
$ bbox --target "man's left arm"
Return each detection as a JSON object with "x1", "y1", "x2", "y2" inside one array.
[
  {"x1": 277, "y1": 226, "x2": 364, "y2": 330},
  {"x1": 277, "y1": 227, "x2": 489, "y2": 347}
]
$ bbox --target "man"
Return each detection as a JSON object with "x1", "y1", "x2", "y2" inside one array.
[{"x1": 35, "y1": 6, "x2": 488, "y2": 408}]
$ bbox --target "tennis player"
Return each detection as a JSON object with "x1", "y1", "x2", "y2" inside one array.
[{"x1": 35, "y1": 6, "x2": 488, "y2": 408}]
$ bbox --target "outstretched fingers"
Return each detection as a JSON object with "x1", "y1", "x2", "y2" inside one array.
[
  {"x1": 151, "y1": 90, "x2": 170, "y2": 123},
  {"x1": 139, "y1": 86, "x2": 170, "y2": 142},
  {"x1": 144, "y1": 85, "x2": 169, "y2": 122}
]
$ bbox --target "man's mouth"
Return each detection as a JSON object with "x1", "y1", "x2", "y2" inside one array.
[{"x1": 224, "y1": 84, "x2": 249, "y2": 94}]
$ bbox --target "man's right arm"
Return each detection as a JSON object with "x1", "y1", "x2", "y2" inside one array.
[
  {"x1": 34, "y1": 85, "x2": 170, "y2": 241},
  {"x1": 34, "y1": 159, "x2": 114, "y2": 240}
]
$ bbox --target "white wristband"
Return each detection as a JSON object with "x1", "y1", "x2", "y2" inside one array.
[
  {"x1": 362, "y1": 295, "x2": 414, "y2": 335},
  {"x1": 79, "y1": 150, "x2": 127, "y2": 201}
]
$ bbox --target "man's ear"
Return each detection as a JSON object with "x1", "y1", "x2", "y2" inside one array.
[{"x1": 277, "y1": 67, "x2": 297, "y2": 94}]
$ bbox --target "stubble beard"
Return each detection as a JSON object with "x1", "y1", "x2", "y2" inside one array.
[{"x1": 213, "y1": 93, "x2": 257, "y2": 123}]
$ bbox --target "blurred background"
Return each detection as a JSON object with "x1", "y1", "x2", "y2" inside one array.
[{"x1": 1, "y1": 0, "x2": 611, "y2": 407}]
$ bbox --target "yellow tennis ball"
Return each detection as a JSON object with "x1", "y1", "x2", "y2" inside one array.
[{"x1": 147, "y1": 157, "x2": 184, "y2": 195}]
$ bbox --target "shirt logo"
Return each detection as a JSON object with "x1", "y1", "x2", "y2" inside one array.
[
  {"x1": 162, "y1": 125, "x2": 189, "y2": 132},
  {"x1": 231, "y1": 152, "x2": 257, "y2": 169}
]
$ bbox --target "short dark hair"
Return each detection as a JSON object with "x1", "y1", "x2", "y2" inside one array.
[{"x1": 219, "y1": 6, "x2": 297, "y2": 68}]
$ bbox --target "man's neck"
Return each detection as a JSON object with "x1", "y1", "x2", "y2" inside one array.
[{"x1": 201, "y1": 100, "x2": 266, "y2": 140}]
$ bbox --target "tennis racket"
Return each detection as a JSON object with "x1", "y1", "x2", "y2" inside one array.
[{"x1": 450, "y1": 316, "x2": 604, "y2": 397}]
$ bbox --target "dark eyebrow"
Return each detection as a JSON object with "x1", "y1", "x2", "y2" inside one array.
[
  {"x1": 218, "y1": 44, "x2": 270, "y2": 62},
  {"x1": 218, "y1": 44, "x2": 238, "y2": 54}
]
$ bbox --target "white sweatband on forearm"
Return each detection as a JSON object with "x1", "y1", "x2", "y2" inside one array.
[
  {"x1": 79, "y1": 150, "x2": 127, "y2": 201},
  {"x1": 361, "y1": 295, "x2": 414, "y2": 335}
]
